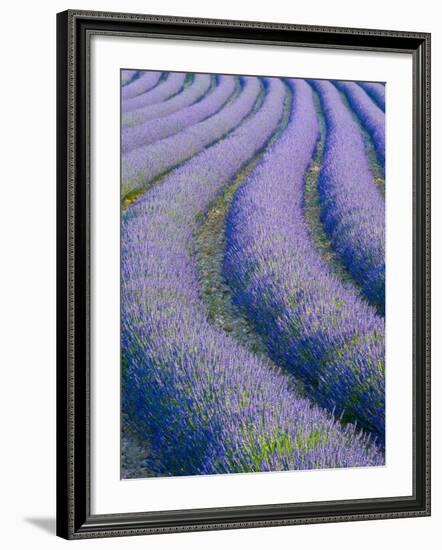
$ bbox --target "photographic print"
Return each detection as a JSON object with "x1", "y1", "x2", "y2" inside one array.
[{"x1": 120, "y1": 69, "x2": 386, "y2": 479}]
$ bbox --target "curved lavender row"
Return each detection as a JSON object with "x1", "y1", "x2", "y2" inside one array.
[
  {"x1": 122, "y1": 77, "x2": 262, "y2": 197},
  {"x1": 122, "y1": 78, "x2": 383, "y2": 475},
  {"x1": 334, "y1": 80, "x2": 385, "y2": 168},
  {"x1": 311, "y1": 80, "x2": 385, "y2": 314},
  {"x1": 358, "y1": 82, "x2": 385, "y2": 111},
  {"x1": 121, "y1": 70, "x2": 138, "y2": 86},
  {"x1": 121, "y1": 71, "x2": 162, "y2": 100},
  {"x1": 123, "y1": 74, "x2": 212, "y2": 129},
  {"x1": 122, "y1": 73, "x2": 187, "y2": 114},
  {"x1": 223, "y1": 79, "x2": 385, "y2": 444},
  {"x1": 122, "y1": 75, "x2": 237, "y2": 153}
]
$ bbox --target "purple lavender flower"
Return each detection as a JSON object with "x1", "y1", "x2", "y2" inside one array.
[
  {"x1": 121, "y1": 70, "x2": 162, "y2": 100},
  {"x1": 123, "y1": 73, "x2": 212, "y2": 128},
  {"x1": 310, "y1": 79, "x2": 385, "y2": 313},
  {"x1": 358, "y1": 81, "x2": 385, "y2": 111},
  {"x1": 334, "y1": 80, "x2": 385, "y2": 168},
  {"x1": 223, "y1": 79, "x2": 385, "y2": 445},
  {"x1": 122, "y1": 77, "x2": 383, "y2": 475},
  {"x1": 122, "y1": 75, "x2": 237, "y2": 153},
  {"x1": 122, "y1": 76, "x2": 262, "y2": 197},
  {"x1": 122, "y1": 73, "x2": 187, "y2": 115},
  {"x1": 121, "y1": 69, "x2": 138, "y2": 86}
]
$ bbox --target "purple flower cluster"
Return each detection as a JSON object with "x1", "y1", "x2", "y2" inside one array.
[
  {"x1": 122, "y1": 72, "x2": 187, "y2": 114},
  {"x1": 121, "y1": 77, "x2": 262, "y2": 197},
  {"x1": 122, "y1": 75, "x2": 237, "y2": 153},
  {"x1": 123, "y1": 74, "x2": 212, "y2": 129},
  {"x1": 311, "y1": 79, "x2": 385, "y2": 313},
  {"x1": 334, "y1": 80, "x2": 385, "y2": 168},
  {"x1": 121, "y1": 77, "x2": 383, "y2": 475},
  {"x1": 358, "y1": 82, "x2": 385, "y2": 111},
  {"x1": 121, "y1": 71, "x2": 162, "y2": 100},
  {"x1": 223, "y1": 79, "x2": 385, "y2": 445}
]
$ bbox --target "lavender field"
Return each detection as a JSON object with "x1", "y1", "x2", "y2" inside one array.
[{"x1": 120, "y1": 69, "x2": 386, "y2": 479}]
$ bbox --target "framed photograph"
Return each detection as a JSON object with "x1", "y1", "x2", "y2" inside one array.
[{"x1": 56, "y1": 9, "x2": 431, "y2": 539}]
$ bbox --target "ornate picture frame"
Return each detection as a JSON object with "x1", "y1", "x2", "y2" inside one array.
[{"x1": 56, "y1": 9, "x2": 430, "y2": 539}]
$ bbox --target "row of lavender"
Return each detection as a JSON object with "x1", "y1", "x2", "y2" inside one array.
[
  {"x1": 121, "y1": 75, "x2": 262, "y2": 196},
  {"x1": 224, "y1": 79, "x2": 385, "y2": 445},
  {"x1": 121, "y1": 72, "x2": 385, "y2": 324},
  {"x1": 312, "y1": 80, "x2": 385, "y2": 313},
  {"x1": 121, "y1": 77, "x2": 383, "y2": 474},
  {"x1": 122, "y1": 76, "x2": 237, "y2": 152},
  {"x1": 121, "y1": 71, "x2": 386, "y2": 474}
]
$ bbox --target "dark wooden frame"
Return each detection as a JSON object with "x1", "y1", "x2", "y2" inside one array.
[{"x1": 56, "y1": 9, "x2": 431, "y2": 539}]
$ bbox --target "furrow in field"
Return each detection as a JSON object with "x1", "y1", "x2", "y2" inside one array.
[
  {"x1": 121, "y1": 71, "x2": 162, "y2": 100},
  {"x1": 123, "y1": 74, "x2": 212, "y2": 128},
  {"x1": 358, "y1": 81, "x2": 385, "y2": 111},
  {"x1": 121, "y1": 413, "x2": 162, "y2": 479},
  {"x1": 122, "y1": 72, "x2": 187, "y2": 114},
  {"x1": 122, "y1": 75, "x2": 238, "y2": 153},
  {"x1": 122, "y1": 78, "x2": 383, "y2": 476},
  {"x1": 334, "y1": 80, "x2": 385, "y2": 169},
  {"x1": 223, "y1": 78, "x2": 385, "y2": 446},
  {"x1": 121, "y1": 76, "x2": 263, "y2": 198},
  {"x1": 310, "y1": 79, "x2": 385, "y2": 314},
  {"x1": 193, "y1": 81, "x2": 292, "y2": 368}
]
